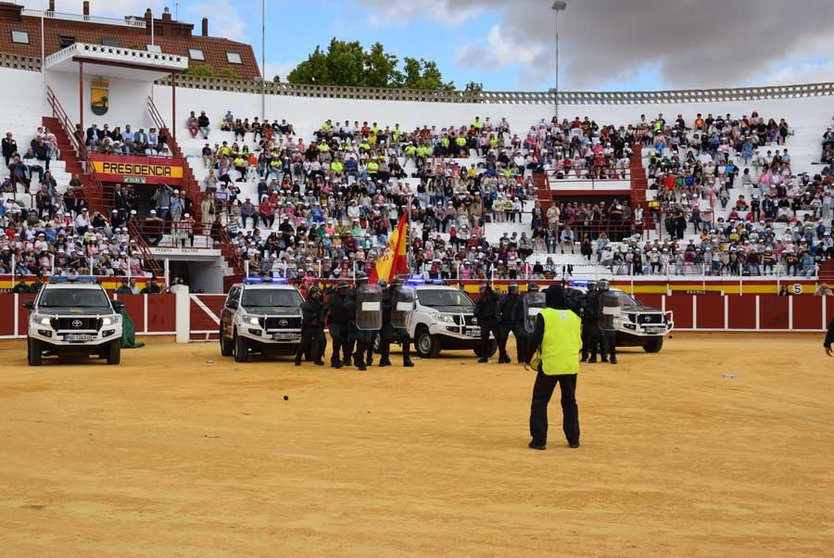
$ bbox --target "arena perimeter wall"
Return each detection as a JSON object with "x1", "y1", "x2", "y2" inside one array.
[{"x1": 1, "y1": 290, "x2": 830, "y2": 341}]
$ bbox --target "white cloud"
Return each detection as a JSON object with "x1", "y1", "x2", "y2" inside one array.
[
  {"x1": 185, "y1": 0, "x2": 246, "y2": 42},
  {"x1": 357, "y1": 0, "x2": 489, "y2": 27},
  {"x1": 456, "y1": 24, "x2": 543, "y2": 71},
  {"x1": 358, "y1": 0, "x2": 834, "y2": 91}
]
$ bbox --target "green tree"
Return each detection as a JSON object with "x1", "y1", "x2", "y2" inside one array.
[
  {"x1": 400, "y1": 57, "x2": 454, "y2": 91},
  {"x1": 184, "y1": 64, "x2": 215, "y2": 77},
  {"x1": 287, "y1": 39, "x2": 453, "y2": 90},
  {"x1": 364, "y1": 42, "x2": 402, "y2": 88},
  {"x1": 464, "y1": 81, "x2": 483, "y2": 92}
]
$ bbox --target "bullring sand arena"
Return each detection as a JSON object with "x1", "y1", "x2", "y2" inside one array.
[{"x1": 1, "y1": 333, "x2": 832, "y2": 557}]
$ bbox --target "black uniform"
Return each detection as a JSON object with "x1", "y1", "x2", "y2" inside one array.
[
  {"x1": 295, "y1": 296, "x2": 325, "y2": 365},
  {"x1": 323, "y1": 289, "x2": 350, "y2": 368},
  {"x1": 379, "y1": 286, "x2": 414, "y2": 367},
  {"x1": 506, "y1": 293, "x2": 528, "y2": 363},
  {"x1": 474, "y1": 287, "x2": 502, "y2": 362},
  {"x1": 496, "y1": 292, "x2": 517, "y2": 363},
  {"x1": 824, "y1": 316, "x2": 834, "y2": 353},
  {"x1": 348, "y1": 289, "x2": 374, "y2": 371},
  {"x1": 581, "y1": 291, "x2": 602, "y2": 362},
  {"x1": 598, "y1": 290, "x2": 618, "y2": 364}
]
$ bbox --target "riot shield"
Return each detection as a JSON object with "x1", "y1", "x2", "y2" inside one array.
[
  {"x1": 391, "y1": 286, "x2": 416, "y2": 329},
  {"x1": 523, "y1": 291, "x2": 546, "y2": 333},
  {"x1": 356, "y1": 284, "x2": 383, "y2": 330},
  {"x1": 599, "y1": 290, "x2": 621, "y2": 331}
]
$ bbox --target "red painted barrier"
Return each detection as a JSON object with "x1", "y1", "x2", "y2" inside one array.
[
  {"x1": 116, "y1": 294, "x2": 146, "y2": 333},
  {"x1": 696, "y1": 296, "x2": 725, "y2": 329},
  {"x1": 1, "y1": 291, "x2": 830, "y2": 339},
  {"x1": 190, "y1": 294, "x2": 225, "y2": 332},
  {"x1": 146, "y1": 294, "x2": 176, "y2": 333},
  {"x1": 665, "y1": 296, "x2": 693, "y2": 329},
  {"x1": 759, "y1": 296, "x2": 790, "y2": 330},
  {"x1": 727, "y1": 296, "x2": 757, "y2": 330},
  {"x1": 793, "y1": 296, "x2": 823, "y2": 330}
]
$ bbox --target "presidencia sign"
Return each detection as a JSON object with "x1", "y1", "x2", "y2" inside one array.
[{"x1": 89, "y1": 154, "x2": 184, "y2": 186}]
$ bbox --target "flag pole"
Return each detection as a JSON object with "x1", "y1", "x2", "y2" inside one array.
[{"x1": 406, "y1": 193, "x2": 412, "y2": 276}]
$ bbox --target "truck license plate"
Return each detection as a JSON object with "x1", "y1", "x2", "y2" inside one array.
[
  {"x1": 466, "y1": 327, "x2": 481, "y2": 337},
  {"x1": 273, "y1": 332, "x2": 300, "y2": 341},
  {"x1": 65, "y1": 334, "x2": 93, "y2": 342}
]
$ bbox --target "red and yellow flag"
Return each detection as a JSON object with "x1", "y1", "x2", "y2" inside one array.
[{"x1": 370, "y1": 213, "x2": 409, "y2": 284}]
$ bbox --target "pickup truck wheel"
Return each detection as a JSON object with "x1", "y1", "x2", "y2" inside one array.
[
  {"x1": 27, "y1": 338, "x2": 42, "y2": 366},
  {"x1": 474, "y1": 340, "x2": 498, "y2": 359},
  {"x1": 219, "y1": 325, "x2": 234, "y2": 356},
  {"x1": 234, "y1": 332, "x2": 250, "y2": 362},
  {"x1": 106, "y1": 339, "x2": 121, "y2": 365},
  {"x1": 643, "y1": 338, "x2": 664, "y2": 353},
  {"x1": 414, "y1": 328, "x2": 441, "y2": 358}
]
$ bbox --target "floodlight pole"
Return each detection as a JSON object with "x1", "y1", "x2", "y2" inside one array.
[{"x1": 551, "y1": 1, "x2": 567, "y2": 124}]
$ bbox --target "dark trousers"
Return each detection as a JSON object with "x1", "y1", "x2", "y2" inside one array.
[
  {"x1": 295, "y1": 327, "x2": 323, "y2": 363},
  {"x1": 352, "y1": 329, "x2": 373, "y2": 366},
  {"x1": 529, "y1": 371, "x2": 579, "y2": 446},
  {"x1": 479, "y1": 319, "x2": 501, "y2": 359},
  {"x1": 380, "y1": 324, "x2": 412, "y2": 364},
  {"x1": 329, "y1": 323, "x2": 347, "y2": 366},
  {"x1": 510, "y1": 324, "x2": 527, "y2": 363},
  {"x1": 501, "y1": 323, "x2": 527, "y2": 362},
  {"x1": 582, "y1": 322, "x2": 601, "y2": 359},
  {"x1": 600, "y1": 330, "x2": 617, "y2": 361}
]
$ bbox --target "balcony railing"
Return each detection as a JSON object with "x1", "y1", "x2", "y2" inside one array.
[{"x1": 22, "y1": 9, "x2": 146, "y2": 28}]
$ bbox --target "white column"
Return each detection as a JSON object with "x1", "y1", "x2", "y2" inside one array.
[
  {"x1": 172, "y1": 284, "x2": 191, "y2": 343},
  {"x1": 692, "y1": 295, "x2": 697, "y2": 330},
  {"x1": 755, "y1": 295, "x2": 760, "y2": 330}
]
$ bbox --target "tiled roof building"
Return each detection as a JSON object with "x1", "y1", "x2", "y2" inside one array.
[{"x1": 0, "y1": 1, "x2": 260, "y2": 79}]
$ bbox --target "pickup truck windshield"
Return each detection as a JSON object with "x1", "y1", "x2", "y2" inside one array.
[
  {"x1": 39, "y1": 289, "x2": 111, "y2": 308},
  {"x1": 417, "y1": 290, "x2": 474, "y2": 308},
  {"x1": 242, "y1": 289, "x2": 303, "y2": 308}
]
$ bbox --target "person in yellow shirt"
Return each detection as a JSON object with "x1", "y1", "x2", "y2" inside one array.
[{"x1": 523, "y1": 285, "x2": 582, "y2": 450}]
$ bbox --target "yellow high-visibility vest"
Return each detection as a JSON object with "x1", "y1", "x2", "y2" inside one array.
[{"x1": 539, "y1": 307, "x2": 582, "y2": 375}]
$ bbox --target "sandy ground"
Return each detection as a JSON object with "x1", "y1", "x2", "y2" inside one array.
[{"x1": 0, "y1": 333, "x2": 833, "y2": 558}]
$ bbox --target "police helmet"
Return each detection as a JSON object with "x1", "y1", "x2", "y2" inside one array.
[
  {"x1": 377, "y1": 279, "x2": 388, "y2": 288},
  {"x1": 355, "y1": 272, "x2": 368, "y2": 284},
  {"x1": 597, "y1": 279, "x2": 610, "y2": 291},
  {"x1": 587, "y1": 281, "x2": 597, "y2": 293},
  {"x1": 390, "y1": 277, "x2": 402, "y2": 288},
  {"x1": 508, "y1": 283, "x2": 519, "y2": 295},
  {"x1": 527, "y1": 282, "x2": 539, "y2": 293},
  {"x1": 308, "y1": 285, "x2": 321, "y2": 297}
]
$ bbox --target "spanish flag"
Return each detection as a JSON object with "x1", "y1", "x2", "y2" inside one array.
[{"x1": 370, "y1": 213, "x2": 409, "y2": 284}]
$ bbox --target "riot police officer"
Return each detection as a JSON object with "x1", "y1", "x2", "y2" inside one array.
[
  {"x1": 581, "y1": 282, "x2": 601, "y2": 362},
  {"x1": 379, "y1": 278, "x2": 415, "y2": 367},
  {"x1": 351, "y1": 273, "x2": 380, "y2": 371},
  {"x1": 597, "y1": 279, "x2": 618, "y2": 365},
  {"x1": 323, "y1": 282, "x2": 350, "y2": 369},
  {"x1": 474, "y1": 284, "x2": 503, "y2": 363},
  {"x1": 295, "y1": 285, "x2": 325, "y2": 366},
  {"x1": 504, "y1": 283, "x2": 528, "y2": 363}
]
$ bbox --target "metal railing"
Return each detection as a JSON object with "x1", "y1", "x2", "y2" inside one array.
[
  {"x1": 147, "y1": 96, "x2": 204, "y2": 223},
  {"x1": 22, "y1": 9, "x2": 146, "y2": 28},
  {"x1": 46, "y1": 86, "x2": 85, "y2": 161},
  {"x1": 157, "y1": 75, "x2": 834, "y2": 106}
]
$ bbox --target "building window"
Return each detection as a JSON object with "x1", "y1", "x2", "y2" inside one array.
[
  {"x1": 59, "y1": 36, "x2": 75, "y2": 48},
  {"x1": 189, "y1": 48, "x2": 205, "y2": 61},
  {"x1": 226, "y1": 52, "x2": 242, "y2": 64},
  {"x1": 101, "y1": 37, "x2": 120, "y2": 47},
  {"x1": 11, "y1": 30, "x2": 29, "y2": 45}
]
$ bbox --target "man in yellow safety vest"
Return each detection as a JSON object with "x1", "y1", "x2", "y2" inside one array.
[{"x1": 524, "y1": 285, "x2": 582, "y2": 450}]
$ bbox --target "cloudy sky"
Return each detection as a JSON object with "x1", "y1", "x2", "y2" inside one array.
[{"x1": 17, "y1": 0, "x2": 834, "y2": 91}]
